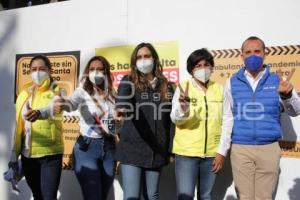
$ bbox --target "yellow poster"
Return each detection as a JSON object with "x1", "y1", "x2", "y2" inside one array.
[
  {"x1": 210, "y1": 45, "x2": 300, "y2": 90},
  {"x1": 95, "y1": 41, "x2": 179, "y2": 87},
  {"x1": 61, "y1": 115, "x2": 80, "y2": 169},
  {"x1": 15, "y1": 51, "x2": 80, "y2": 169},
  {"x1": 211, "y1": 45, "x2": 300, "y2": 158}
]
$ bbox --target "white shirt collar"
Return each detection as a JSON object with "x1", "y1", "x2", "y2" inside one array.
[
  {"x1": 244, "y1": 67, "x2": 266, "y2": 91},
  {"x1": 244, "y1": 67, "x2": 266, "y2": 81}
]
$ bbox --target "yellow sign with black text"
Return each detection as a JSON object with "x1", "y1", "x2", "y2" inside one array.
[{"x1": 211, "y1": 45, "x2": 300, "y2": 90}]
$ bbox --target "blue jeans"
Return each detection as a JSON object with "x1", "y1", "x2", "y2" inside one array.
[
  {"x1": 73, "y1": 136, "x2": 115, "y2": 200},
  {"x1": 121, "y1": 164, "x2": 161, "y2": 200},
  {"x1": 175, "y1": 155, "x2": 216, "y2": 200},
  {"x1": 21, "y1": 154, "x2": 62, "y2": 200}
]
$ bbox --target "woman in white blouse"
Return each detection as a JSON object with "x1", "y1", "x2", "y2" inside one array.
[{"x1": 54, "y1": 56, "x2": 119, "y2": 200}]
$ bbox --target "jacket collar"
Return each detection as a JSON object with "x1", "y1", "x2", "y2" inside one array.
[
  {"x1": 236, "y1": 65, "x2": 270, "y2": 90},
  {"x1": 26, "y1": 78, "x2": 51, "y2": 94}
]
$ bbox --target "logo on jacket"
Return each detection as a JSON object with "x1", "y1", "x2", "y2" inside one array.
[
  {"x1": 263, "y1": 86, "x2": 276, "y2": 90},
  {"x1": 190, "y1": 98, "x2": 197, "y2": 106}
]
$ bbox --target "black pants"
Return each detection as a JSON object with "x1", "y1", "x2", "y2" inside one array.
[{"x1": 21, "y1": 154, "x2": 62, "y2": 200}]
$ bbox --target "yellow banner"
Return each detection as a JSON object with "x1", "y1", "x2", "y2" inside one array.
[
  {"x1": 61, "y1": 115, "x2": 80, "y2": 169},
  {"x1": 95, "y1": 41, "x2": 179, "y2": 87},
  {"x1": 15, "y1": 53, "x2": 80, "y2": 99},
  {"x1": 210, "y1": 45, "x2": 300, "y2": 91}
]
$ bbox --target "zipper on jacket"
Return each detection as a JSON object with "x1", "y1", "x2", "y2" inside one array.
[
  {"x1": 151, "y1": 95, "x2": 157, "y2": 167},
  {"x1": 29, "y1": 90, "x2": 37, "y2": 157},
  {"x1": 204, "y1": 96, "x2": 208, "y2": 155},
  {"x1": 252, "y1": 92, "x2": 256, "y2": 143},
  {"x1": 151, "y1": 120, "x2": 156, "y2": 167}
]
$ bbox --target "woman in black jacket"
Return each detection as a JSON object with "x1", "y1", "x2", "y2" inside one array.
[{"x1": 115, "y1": 42, "x2": 174, "y2": 200}]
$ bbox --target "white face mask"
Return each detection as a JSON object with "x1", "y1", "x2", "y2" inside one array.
[
  {"x1": 136, "y1": 59, "x2": 154, "y2": 74},
  {"x1": 31, "y1": 71, "x2": 49, "y2": 85},
  {"x1": 89, "y1": 71, "x2": 106, "y2": 85},
  {"x1": 193, "y1": 68, "x2": 212, "y2": 83}
]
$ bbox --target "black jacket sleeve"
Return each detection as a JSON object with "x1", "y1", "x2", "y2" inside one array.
[
  {"x1": 167, "y1": 82, "x2": 176, "y2": 155},
  {"x1": 116, "y1": 75, "x2": 134, "y2": 109}
]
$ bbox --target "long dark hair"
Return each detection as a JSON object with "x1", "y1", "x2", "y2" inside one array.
[
  {"x1": 80, "y1": 56, "x2": 115, "y2": 99},
  {"x1": 130, "y1": 43, "x2": 170, "y2": 101}
]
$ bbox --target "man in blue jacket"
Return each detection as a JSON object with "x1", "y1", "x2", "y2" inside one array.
[{"x1": 216, "y1": 36, "x2": 300, "y2": 200}]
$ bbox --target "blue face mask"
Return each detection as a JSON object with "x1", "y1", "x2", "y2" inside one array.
[{"x1": 244, "y1": 55, "x2": 263, "y2": 72}]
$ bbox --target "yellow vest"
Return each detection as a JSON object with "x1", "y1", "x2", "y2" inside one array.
[
  {"x1": 14, "y1": 79, "x2": 63, "y2": 158},
  {"x1": 172, "y1": 80, "x2": 223, "y2": 157}
]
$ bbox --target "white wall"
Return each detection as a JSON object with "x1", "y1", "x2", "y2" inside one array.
[{"x1": 1, "y1": 0, "x2": 300, "y2": 199}]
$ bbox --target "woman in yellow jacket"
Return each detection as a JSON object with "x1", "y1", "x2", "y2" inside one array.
[
  {"x1": 9, "y1": 55, "x2": 63, "y2": 200},
  {"x1": 170, "y1": 49, "x2": 224, "y2": 200}
]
